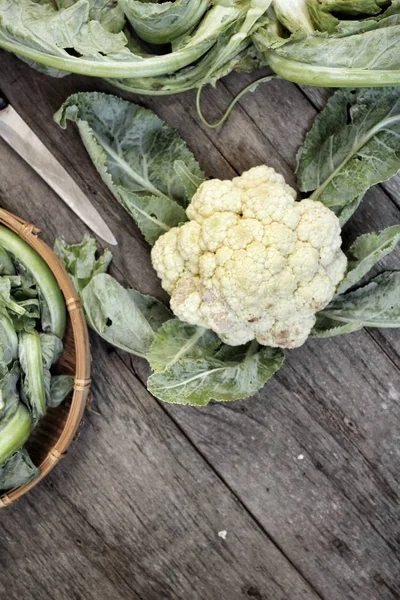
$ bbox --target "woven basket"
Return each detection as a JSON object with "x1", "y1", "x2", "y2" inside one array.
[{"x1": 0, "y1": 209, "x2": 90, "y2": 507}]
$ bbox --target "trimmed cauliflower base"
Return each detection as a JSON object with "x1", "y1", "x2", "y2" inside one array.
[{"x1": 151, "y1": 166, "x2": 347, "y2": 349}]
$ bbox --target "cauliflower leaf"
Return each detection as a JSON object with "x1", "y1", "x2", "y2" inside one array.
[
  {"x1": 56, "y1": 238, "x2": 172, "y2": 358},
  {"x1": 296, "y1": 88, "x2": 400, "y2": 221},
  {"x1": 147, "y1": 319, "x2": 284, "y2": 405},
  {"x1": 54, "y1": 92, "x2": 204, "y2": 244},
  {"x1": 337, "y1": 225, "x2": 400, "y2": 295},
  {"x1": 318, "y1": 271, "x2": 400, "y2": 329}
]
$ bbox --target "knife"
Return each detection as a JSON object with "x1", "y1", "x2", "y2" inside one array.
[{"x1": 0, "y1": 88, "x2": 117, "y2": 245}]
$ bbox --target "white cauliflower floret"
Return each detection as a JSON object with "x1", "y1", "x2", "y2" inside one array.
[{"x1": 151, "y1": 166, "x2": 347, "y2": 349}]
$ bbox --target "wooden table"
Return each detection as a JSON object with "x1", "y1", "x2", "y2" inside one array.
[{"x1": 0, "y1": 52, "x2": 399, "y2": 600}]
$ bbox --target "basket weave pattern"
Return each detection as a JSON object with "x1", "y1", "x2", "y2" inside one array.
[{"x1": 0, "y1": 209, "x2": 90, "y2": 507}]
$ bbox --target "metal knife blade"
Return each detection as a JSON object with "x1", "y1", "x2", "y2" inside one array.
[{"x1": 0, "y1": 102, "x2": 117, "y2": 245}]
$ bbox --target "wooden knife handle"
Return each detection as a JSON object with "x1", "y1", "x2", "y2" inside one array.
[{"x1": 0, "y1": 89, "x2": 9, "y2": 111}]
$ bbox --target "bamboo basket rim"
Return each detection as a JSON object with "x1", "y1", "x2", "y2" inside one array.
[{"x1": 0, "y1": 209, "x2": 90, "y2": 507}]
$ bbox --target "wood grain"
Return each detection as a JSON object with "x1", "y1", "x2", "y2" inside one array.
[{"x1": 0, "y1": 52, "x2": 400, "y2": 600}]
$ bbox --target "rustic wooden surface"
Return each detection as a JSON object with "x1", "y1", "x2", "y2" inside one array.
[{"x1": 1, "y1": 51, "x2": 400, "y2": 600}]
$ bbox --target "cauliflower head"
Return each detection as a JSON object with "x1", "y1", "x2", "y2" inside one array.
[{"x1": 151, "y1": 166, "x2": 347, "y2": 349}]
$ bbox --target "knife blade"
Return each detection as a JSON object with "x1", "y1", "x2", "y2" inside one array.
[{"x1": 0, "y1": 89, "x2": 117, "y2": 245}]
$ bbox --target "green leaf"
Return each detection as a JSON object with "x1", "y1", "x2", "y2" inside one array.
[
  {"x1": 0, "y1": 0, "x2": 129, "y2": 63},
  {"x1": 116, "y1": 189, "x2": 187, "y2": 245},
  {"x1": 272, "y1": 0, "x2": 315, "y2": 33},
  {"x1": 48, "y1": 374, "x2": 74, "y2": 408},
  {"x1": 0, "y1": 312, "x2": 18, "y2": 374},
  {"x1": 127, "y1": 290, "x2": 172, "y2": 333},
  {"x1": 54, "y1": 237, "x2": 112, "y2": 295},
  {"x1": 296, "y1": 88, "x2": 400, "y2": 216},
  {"x1": 253, "y1": 15, "x2": 400, "y2": 87},
  {"x1": 56, "y1": 0, "x2": 126, "y2": 33},
  {"x1": 108, "y1": 33, "x2": 257, "y2": 96},
  {"x1": 56, "y1": 236, "x2": 171, "y2": 351},
  {"x1": 82, "y1": 273, "x2": 169, "y2": 357},
  {"x1": 19, "y1": 330, "x2": 46, "y2": 423},
  {"x1": 147, "y1": 320, "x2": 218, "y2": 372},
  {"x1": 0, "y1": 1, "x2": 243, "y2": 78},
  {"x1": 40, "y1": 333, "x2": 63, "y2": 370},
  {"x1": 311, "y1": 0, "x2": 389, "y2": 16},
  {"x1": 338, "y1": 225, "x2": 400, "y2": 294},
  {"x1": 306, "y1": 0, "x2": 339, "y2": 32},
  {"x1": 174, "y1": 160, "x2": 205, "y2": 203},
  {"x1": 0, "y1": 449, "x2": 38, "y2": 491},
  {"x1": 321, "y1": 271, "x2": 400, "y2": 328},
  {"x1": 119, "y1": 0, "x2": 210, "y2": 45},
  {"x1": 147, "y1": 320, "x2": 284, "y2": 405},
  {"x1": 0, "y1": 277, "x2": 25, "y2": 316},
  {"x1": 55, "y1": 92, "x2": 204, "y2": 243},
  {"x1": 311, "y1": 314, "x2": 363, "y2": 337},
  {"x1": 0, "y1": 402, "x2": 32, "y2": 465},
  {"x1": 0, "y1": 247, "x2": 15, "y2": 275},
  {"x1": 0, "y1": 362, "x2": 20, "y2": 419}
]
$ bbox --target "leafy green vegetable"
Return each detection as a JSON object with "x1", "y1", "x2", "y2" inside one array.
[
  {"x1": 120, "y1": 0, "x2": 210, "y2": 45},
  {"x1": 0, "y1": 247, "x2": 15, "y2": 275},
  {"x1": 54, "y1": 236, "x2": 112, "y2": 295},
  {"x1": 82, "y1": 274, "x2": 165, "y2": 357},
  {"x1": 147, "y1": 320, "x2": 285, "y2": 405},
  {"x1": 253, "y1": 8, "x2": 400, "y2": 87},
  {"x1": 0, "y1": 362, "x2": 20, "y2": 419},
  {"x1": 320, "y1": 271, "x2": 400, "y2": 329},
  {"x1": 309, "y1": 0, "x2": 389, "y2": 17},
  {"x1": 337, "y1": 226, "x2": 400, "y2": 294},
  {"x1": 296, "y1": 88, "x2": 400, "y2": 220},
  {"x1": 272, "y1": 0, "x2": 315, "y2": 33},
  {"x1": 0, "y1": 0, "x2": 246, "y2": 78},
  {"x1": 0, "y1": 449, "x2": 38, "y2": 491},
  {"x1": 3, "y1": 0, "x2": 400, "y2": 132},
  {"x1": 55, "y1": 237, "x2": 171, "y2": 356},
  {"x1": 48, "y1": 375, "x2": 74, "y2": 408},
  {"x1": 56, "y1": 0, "x2": 126, "y2": 33},
  {"x1": 0, "y1": 225, "x2": 65, "y2": 337},
  {"x1": 55, "y1": 92, "x2": 204, "y2": 244},
  {"x1": 0, "y1": 312, "x2": 18, "y2": 373},
  {"x1": 19, "y1": 330, "x2": 46, "y2": 423},
  {"x1": 0, "y1": 402, "x2": 32, "y2": 465},
  {"x1": 108, "y1": 32, "x2": 259, "y2": 96},
  {"x1": 0, "y1": 230, "x2": 71, "y2": 491},
  {"x1": 312, "y1": 314, "x2": 364, "y2": 337}
]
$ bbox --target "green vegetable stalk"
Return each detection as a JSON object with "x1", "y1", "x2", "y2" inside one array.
[
  {"x1": 0, "y1": 227, "x2": 73, "y2": 491},
  {"x1": 19, "y1": 331, "x2": 46, "y2": 422},
  {"x1": 0, "y1": 403, "x2": 32, "y2": 465},
  {"x1": 0, "y1": 226, "x2": 66, "y2": 337}
]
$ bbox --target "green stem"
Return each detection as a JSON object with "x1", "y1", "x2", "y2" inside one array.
[
  {"x1": 19, "y1": 331, "x2": 46, "y2": 421},
  {"x1": 268, "y1": 52, "x2": 400, "y2": 87},
  {"x1": 0, "y1": 226, "x2": 65, "y2": 338},
  {"x1": 195, "y1": 0, "x2": 272, "y2": 127},
  {"x1": 0, "y1": 5, "x2": 238, "y2": 79},
  {"x1": 0, "y1": 403, "x2": 32, "y2": 465},
  {"x1": 196, "y1": 75, "x2": 278, "y2": 129}
]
